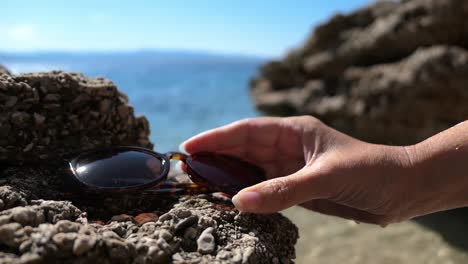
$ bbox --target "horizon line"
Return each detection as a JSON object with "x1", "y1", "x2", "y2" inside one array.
[{"x1": 0, "y1": 48, "x2": 275, "y2": 60}]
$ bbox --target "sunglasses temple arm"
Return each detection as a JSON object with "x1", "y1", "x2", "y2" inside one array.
[{"x1": 143, "y1": 181, "x2": 212, "y2": 195}]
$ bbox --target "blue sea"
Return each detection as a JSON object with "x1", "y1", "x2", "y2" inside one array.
[{"x1": 0, "y1": 52, "x2": 264, "y2": 152}]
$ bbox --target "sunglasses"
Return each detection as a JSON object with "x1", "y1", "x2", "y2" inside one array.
[{"x1": 68, "y1": 146, "x2": 266, "y2": 196}]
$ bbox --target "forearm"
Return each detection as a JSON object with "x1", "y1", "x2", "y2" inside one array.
[{"x1": 405, "y1": 120, "x2": 468, "y2": 215}]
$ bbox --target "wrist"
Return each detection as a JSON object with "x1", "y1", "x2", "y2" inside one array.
[
  {"x1": 403, "y1": 139, "x2": 468, "y2": 216},
  {"x1": 362, "y1": 143, "x2": 461, "y2": 220}
]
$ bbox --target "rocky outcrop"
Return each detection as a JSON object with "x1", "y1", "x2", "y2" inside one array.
[
  {"x1": 0, "y1": 71, "x2": 298, "y2": 263},
  {"x1": 0, "y1": 65, "x2": 10, "y2": 76},
  {"x1": 0, "y1": 71, "x2": 152, "y2": 161},
  {"x1": 251, "y1": 0, "x2": 468, "y2": 145},
  {"x1": 0, "y1": 177, "x2": 297, "y2": 263}
]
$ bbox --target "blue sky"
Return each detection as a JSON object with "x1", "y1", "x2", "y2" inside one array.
[{"x1": 1, "y1": 0, "x2": 372, "y2": 57}]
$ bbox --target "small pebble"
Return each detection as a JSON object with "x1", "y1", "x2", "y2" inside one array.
[
  {"x1": 101, "y1": 230, "x2": 120, "y2": 239},
  {"x1": 105, "y1": 239, "x2": 130, "y2": 259},
  {"x1": 174, "y1": 209, "x2": 191, "y2": 218},
  {"x1": 158, "y1": 229, "x2": 173, "y2": 241},
  {"x1": 0, "y1": 223, "x2": 22, "y2": 246},
  {"x1": 197, "y1": 227, "x2": 216, "y2": 254},
  {"x1": 232, "y1": 248, "x2": 242, "y2": 264},
  {"x1": 52, "y1": 232, "x2": 78, "y2": 251},
  {"x1": 134, "y1": 213, "x2": 158, "y2": 225},
  {"x1": 110, "y1": 214, "x2": 134, "y2": 223},
  {"x1": 56, "y1": 220, "x2": 80, "y2": 233},
  {"x1": 174, "y1": 215, "x2": 198, "y2": 234},
  {"x1": 158, "y1": 212, "x2": 173, "y2": 222},
  {"x1": 11, "y1": 207, "x2": 37, "y2": 226},
  {"x1": 184, "y1": 227, "x2": 198, "y2": 240},
  {"x1": 5, "y1": 96, "x2": 18, "y2": 107},
  {"x1": 73, "y1": 235, "x2": 96, "y2": 255},
  {"x1": 242, "y1": 246, "x2": 255, "y2": 263}
]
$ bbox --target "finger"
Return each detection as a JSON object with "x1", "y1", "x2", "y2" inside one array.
[
  {"x1": 301, "y1": 199, "x2": 388, "y2": 225},
  {"x1": 215, "y1": 145, "x2": 296, "y2": 163},
  {"x1": 181, "y1": 117, "x2": 284, "y2": 154},
  {"x1": 231, "y1": 168, "x2": 330, "y2": 213},
  {"x1": 180, "y1": 121, "x2": 248, "y2": 154},
  {"x1": 213, "y1": 146, "x2": 279, "y2": 178}
]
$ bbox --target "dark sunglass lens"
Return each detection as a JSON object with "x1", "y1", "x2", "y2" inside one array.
[
  {"x1": 72, "y1": 148, "x2": 165, "y2": 189},
  {"x1": 186, "y1": 153, "x2": 266, "y2": 194}
]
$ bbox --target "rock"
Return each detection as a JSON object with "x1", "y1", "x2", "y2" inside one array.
[
  {"x1": 0, "y1": 200, "x2": 82, "y2": 227},
  {"x1": 158, "y1": 229, "x2": 173, "y2": 241},
  {"x1": 110, "y1": 214, "x2": 134, "y2": 223},
  {"x1": 0, "y1": 186, "x2": 28, "y2": 209},
  {"x1": 0, "y1": 71, "x2": 153, "y2": 161},
  {"x1": 55, "y1": 220, "x2": 81, "y2": 233},
  {"x1": 11, "y1": 207, "x2": 37, "y2": 226},
  {"x1": 33, "y1": 113, "x2": 45, "y2": 126},
  {"x1": 52, "y1": 232, "x2": 78, "y2": 251},
  {"x1": 10, "y1": 112, "x2": 30, "y2": 127},
  {"x1": 197, "y1": 227, "x2": 216, "y2": 254},
  {"x1": 5, "y1": 96, "x2": 18, "y2": 108},
  {"x1": 0, "y1": 65, "x2": 10, "y2": 76},
  {"x1": 0, "y1": 70, "x2": 298, "y2": 263},
  {"x1": 99, "y1": 99, "x2": 112, "y2": 114},
  {"x1": 159, "y1": 212, "x2": 173, "y2": 222},
  {"x1": 174, "y1": 208, "x2": 192, "y2": 218},
  {"x1": 73, "y1": 234, "x2": 97, "y2": 255},
  {"x1": 151, "y1": 237, "x2": 173, "y2": 260},
  {"x1": 250, "y1": 0, "x2": 468, "y2": 145},
  {"x1": 0, "y1": 183, "x2": 297, "y2": 263},
  {"x1": 134, "y1": 213, "x2": 158, "y2": 225},
  {"x1": 0, "y1": 223, "x2": 22, "y2": 247},
  {"x1": 175, "y1": 215, "x2": 199, "y2": 234},
  {"x1": 117, "y1": 104, "x2": 130, "y2": 119},
  {"x1": 184, "y1": 227, "x2": 198, "y2": 240}
]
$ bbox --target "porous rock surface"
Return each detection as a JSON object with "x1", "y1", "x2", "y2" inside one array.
[
  {"x1": 250, "y1": 0, "x2": 468, "y2": 145},
  {"x1": 0, "y1": 168, "x2": 297, "y2": 264},
  {"x1": 0, "y1": 70, "x2": 298, "y2": 263},
  {"x1": 0, "y1": 71, "x2": 152, "y2": 161}
]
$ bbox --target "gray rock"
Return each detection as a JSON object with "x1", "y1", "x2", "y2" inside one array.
[
  {"x1": 159, "y1": 229, "x2": 173, "y2": 241},
  {"x1": 159, "y1": 212, "x2": 173, "y2": 222},
  {"x1": 0, "y1": 223, "x2": 22, "y2": 247},
  {"x1": 0, "y1": 70, "x2": 298, "y2": 263},
  {"x1": 0, "y1": 188, "x2": 297, "y2": 263},
  {"x1": 0, "y1": 71, "x2": 153, "y2": 161},
  {"x1": 197, "y1": 227, "x2": 216, "y2": 254},
  {"x1": 73, "y1": 234, "x2": 97, "y2": 255},
  {"x1": 0, "y1": 186, "x2": 28, "y2": 210},
  {"x1": 11, "y1": 207, "x2": 38, "y2": 226},
  {"x1": 250, "y1": 0, "x2": 468, "y2": 145},
  {"x1": 0, "y1": 65, "x2": 10, "y2": 76},
  {"x1": 174, "y1": 208, "x2": 192, "y2": 218},
  {"x1": 52, "y1": 232, "x2": 78, "y2": 251},
  {"x1": 175, "y1": 215, "x2": 199, "y2": 234}
]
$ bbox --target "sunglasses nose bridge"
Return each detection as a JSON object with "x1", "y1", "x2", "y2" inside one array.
[{"x1": 165, "y1": 152, "x2": 188, "y2": 162}]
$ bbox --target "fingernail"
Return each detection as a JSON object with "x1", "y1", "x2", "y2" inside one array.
[{"x1": 232, "y1": 191, "x2": 262, "y2": 212}]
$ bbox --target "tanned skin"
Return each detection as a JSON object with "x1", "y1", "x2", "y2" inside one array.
[{"x1": 182, "y1": 116, "x2": 468, "y2": 226}]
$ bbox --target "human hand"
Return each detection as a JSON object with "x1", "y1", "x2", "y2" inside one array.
[{"x1": 180, "y1": 116, "x2": 425, "y2": 226}]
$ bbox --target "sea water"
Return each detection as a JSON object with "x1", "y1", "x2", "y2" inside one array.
[{"x1": 1, "y1": 52, "x2": 263, "y2": 152}]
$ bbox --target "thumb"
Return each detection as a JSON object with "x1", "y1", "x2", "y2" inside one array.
[{"x1": 231, "y1": 168, "x2": 330, "y2": 213}]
